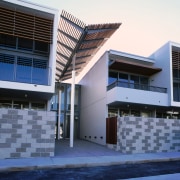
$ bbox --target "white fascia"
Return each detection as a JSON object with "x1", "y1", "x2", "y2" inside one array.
[
  {"x1": 3, "y1": 0, "x2": 59, "y2": 14},
  {"x1": 109, "y1": 49, "x2": 155, "y2": 64}
]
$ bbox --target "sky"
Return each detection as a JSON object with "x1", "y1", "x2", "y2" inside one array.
[{"x1": 28, "y1": 0, "x2": 180, "y2": 81}]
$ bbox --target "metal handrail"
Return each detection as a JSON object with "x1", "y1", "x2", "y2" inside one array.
[{"x1": 107, "y1": 80, "x2": 167, "y2": 93}]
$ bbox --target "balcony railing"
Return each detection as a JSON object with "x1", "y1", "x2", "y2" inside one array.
[
  {"x1": 107, "y1": 80, "x2": 167, "y2": 93},
  {"x1": 0, "y1": 61, "x2": 51, "y2": 85}
]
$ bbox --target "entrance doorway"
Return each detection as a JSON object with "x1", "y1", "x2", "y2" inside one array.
[{"x1": 55, "y1": 112, "x2": 79, "y2": 139}]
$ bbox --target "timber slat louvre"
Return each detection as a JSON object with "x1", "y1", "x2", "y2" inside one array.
[
  {"x1": 0, "y1": 6, "x2": 53, "y2": 43},
  {"x1": 172, "y1": 50, "x2": 180, "y2": 69}
]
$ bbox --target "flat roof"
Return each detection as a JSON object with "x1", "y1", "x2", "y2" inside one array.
[{"x1": 109, "y1": 50, "x2": 155, "y2": 64}]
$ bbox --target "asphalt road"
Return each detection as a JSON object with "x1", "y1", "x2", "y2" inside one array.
[{"x1": 0, "y1": 161, "x2": 180, "y2": 180}]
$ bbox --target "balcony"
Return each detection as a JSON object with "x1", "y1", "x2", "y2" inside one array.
[
  {"x1": 107, "y1": 80, "x2": 168, "y2": 106},
  {"x1": 107, "y1": 80, "x2": 167, "y2": 93},
  {"x1": 0, "y1": 53, "x2": 51, "y2": 85}
]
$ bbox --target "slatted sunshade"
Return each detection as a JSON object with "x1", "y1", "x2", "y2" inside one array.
[
  {"x1": 172, "y1": 50, "x2": 180, "y2": 70},
  {"x1": 56, "y1": 10, "x2": 121, "y2": 81},
  {"x1": 0, "y1": 6, "x2": 53, "y2": 43}
]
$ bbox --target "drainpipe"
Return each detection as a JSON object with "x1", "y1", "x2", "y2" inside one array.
[{"x1": 70, "y1": 54, "x2": 76, "y2": 148}]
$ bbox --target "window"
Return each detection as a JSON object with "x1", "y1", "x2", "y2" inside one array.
[
  {"x1": 108, "y1": 71, "x2": 118, "y2": 85},
  {"x1": 0, "y1": 100, "x2": 12, "y2": 108},
  {"x1": 108, "y1": 108, "x2": 118, "y2": 117},
  {"x1": 34, "y1": 41, "x2": 49, "y2": 53},
  {"x1": 13, "y1": 101, "x2": 29, "y2": 109},
  {"x1": 131, "y1": 109, "x2": 140, "y2": 117},
  {"x1": 130, "y1": 75, "x2": 139, "y2": 89},
  {"x1": 18, "y1": 37, "x2": 33, "y2": 51},
  {"x1": 140, "y1": 77, "x2": 149, "y2": 90},
  {"x1": 119, "y1": 73, "x2": 128, "y2": 87},
  {"x1": 31, "y1": 102, "x2": 46, "y2": 110},
  {"x1": 0, "y1": 34, "x2": 16, "y2": 48},
  {"x1": 173, "y1": 82, "x2": 180, "y2": 101},
  {"x1": 121, "y1": 110, "x2": 130, "y2": 116}
]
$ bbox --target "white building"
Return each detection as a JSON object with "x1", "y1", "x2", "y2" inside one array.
[{"x1": 80, "y1": 42, "x2": 180, "y2": 153}]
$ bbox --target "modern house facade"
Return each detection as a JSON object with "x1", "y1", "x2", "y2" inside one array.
[
  {"x1": 0, "y1": 0, "x2": 120, "y2": 159},
  {"x1": 0, "y1": 0, "x2": 59, "y2": 159},
  {"x1": 80, "y1": 42, "x2": 180, "y2": 153},
  {"x1": 0, "y1": 0, "x2": 179, "y2": 159}
]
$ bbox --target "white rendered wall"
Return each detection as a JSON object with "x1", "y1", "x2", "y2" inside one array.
[
  {"x1": 149, "y1": 42, "x2": 171, "y2": 106},
  {"x1": 107, "y1": 87, "x2": 168, "y2": 106},
  {"x1": 80, "y1": 52, "x2": 108, "y2": 145}
]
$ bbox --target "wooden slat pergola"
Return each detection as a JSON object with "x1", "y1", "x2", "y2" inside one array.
[{"x1": 56, "y1": 10, "x2": 121, "y2": 81}]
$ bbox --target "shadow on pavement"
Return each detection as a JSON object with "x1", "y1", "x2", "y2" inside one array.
[{"x1": 55, "y1": 139, "x2": 122, "y2": 157}]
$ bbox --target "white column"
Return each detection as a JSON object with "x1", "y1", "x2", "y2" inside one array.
[
  {"x1": 70, "y1": 55, "x2": 76, "y2": 148},
  {"x1": 57, "y1": 89, "x2": 61, "y2": 140}
]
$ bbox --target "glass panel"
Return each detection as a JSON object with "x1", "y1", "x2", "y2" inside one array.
[
  {"x1": 16, "y1": 57, "x2": 32, "y2": 83},
  {"x1": 131, "y1": 110, "x2": 140, "y2": 117},
  {"x1": 141, "y1": 111, "x2": 150, "y2": 117},
  {"x1": 130, "y1": 75, "x2": 139, "y2": 89},
  {"x1": 0, "y1": 54, "x2": 15, "y2": 81},
  {"x1": 108, "y1": 71, "x2": 118, "y2": 85},
  {"x1": 65, "y1": 113, "x2": 79, "y2": 139},
  {"x1": 120, "y1": 109, "x2": 130, "y2": 116},
  {"x1": 140, "y1": 77, "x2": 148, "y2": 85},
  {"x1": 119, "y1": 73, "x2": 128, "y2": 87},
  {"x1": 0, "y1": 100, "x2": 12, "y2": 108},
  {"x1": 173, "y1": 69, "x2": 178, "y2": 78},
  {"x1": 66, "y1": 86, "x2": 71, "y2": 110},
  {"x1": 31, "y1": 102, "x2": 46, "y2": 110},
  {"x1": 65, "y1": 114, "x2": 70, "y2": 138},
  {"x1": 51, "y1": 94, "x2": 58, "y2": 111},
  {"x1": 75, "y1": 86, "x2": 79, "y2": 111},
  {"x1": 32, "y1": 59, "x2": 48, "y2": 85},
  {"x1": 0, "y1": 34, "x2": 16, "y2": 48},
  {"x1": 34, "y1": 41, "x2": 49, "y2": 53},
  {"x1": 18, "y1": 37, "x2": 33, "y2": 51},
  {"x1": 140, "y1": 77, "x2": 149, "y2": 90},
  {"x1": 173, "y1": 82, "x2": 179, "y2": 101},
  {"x1": 13, "y1": 101, "x2": 29, "y2": 109},
  {"x1": 108, "y1": 108, "x2": 118, "y2": 117}
]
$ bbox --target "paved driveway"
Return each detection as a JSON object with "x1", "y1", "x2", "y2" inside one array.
[{"x1": 55, "y1": 139, "x2": 122, "y2": 157}]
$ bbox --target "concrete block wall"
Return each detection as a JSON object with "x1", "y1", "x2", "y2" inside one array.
[
  {"x1": 107, "y1": 117, "x2": 180, "y2": 154},
  {"x1": 0, "y1": 109, "x2": 56, "y2": 159}
]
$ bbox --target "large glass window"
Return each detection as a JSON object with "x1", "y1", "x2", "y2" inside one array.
[
  {"x1": 173, "y1": 82, "x2": 180, "y2": 101},
  {"x1": 13, "y1": 101, "x2": 29, "y2": 109},
  {"x1": 140, "y1": 77, "x2": 149, "y2": 90},
  {"x1": 130, "y1": 75, "x2": 139, "y2": 89},
  {"x1": 108, "y1": 71, "x2": 118, "y2": 85},
  {"x1": 119, "y1": 73, "x2": 128, "y2": 87},
  {"x1": 0, "y1": 34, "x2": 16, "y2": 48},
  {"x1": 108, "y1": 108, "x2": 118, "y2": 117},
  {"x1": 18, "y1": 37, "x2": 33, "y2": 51},
  {"x1": 31, "y1": 102, "x2": 46, "y2": 110},
  {"x1": 0, "y1": 33, "x2": 50, "y2": 85},
  {"x1": 51, "y1": 83, "x2": 81, "y2": 139},
  {"x1": 34, "y1": 41, "x2": 49, "y2": 53},
  {"x1": 0, "y1": 100, "x2": 12, "y2": 108}
]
